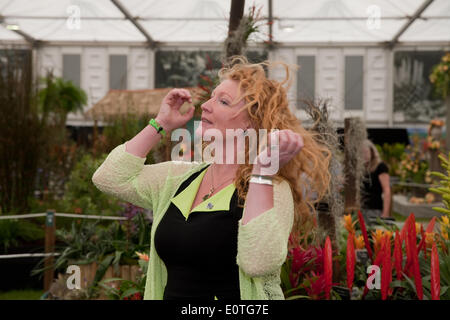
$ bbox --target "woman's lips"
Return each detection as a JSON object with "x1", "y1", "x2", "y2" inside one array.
[{"x1": 201, "y1": 118, "x2": 213, "y2": 124}]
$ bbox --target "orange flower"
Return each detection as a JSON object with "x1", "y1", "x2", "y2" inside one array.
[
  {"x1": 343, "y1": 214, "x2": 356, "y2": 234},
  {"x1": 425, "y1": 232, "x2": 436, "y2": 248},
  {"x1": 371, "y1": 229, "x2": 392, "y2": 255},
  {"x1": 135, "y1": 251, "x2": 149, "y2": 261},
  {"x1": 354, "y1": 235, "x2": 365, "y2": 249},
  {"x1": 416, "y1": 223, "x2": 422, "y2": 235},
  {"x1": 430, "y1": 119, "x2": 444, "y2": 127},
  {"x1": 372, "y1": 229, "x2": 385, "y2": 254}
]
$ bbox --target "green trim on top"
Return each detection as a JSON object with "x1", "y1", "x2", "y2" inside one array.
[{"x1": 170, "y1": 167, "x2": 236, "y2": 221}]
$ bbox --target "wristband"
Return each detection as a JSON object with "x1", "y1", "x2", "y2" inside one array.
[
  {"x1": 250, "y1": 173, "x2": 274, "y2": 180},
  {"x1": 149, "y1": 118, "x2": 166, "y2": 137},
  {"x1": 249, "y1": 175, "x2": 273, "y2": 186}
]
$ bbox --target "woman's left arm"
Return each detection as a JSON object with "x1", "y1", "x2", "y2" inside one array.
[
  {"x1": 237, "y1": 179, "x2": 294, "y2": 278},
  {"x1": 237, "y1": 129, "x2": 302, "y2": 277},
  {"x1": 379, "y1": 173, "x2": 391, "y2": 218}
]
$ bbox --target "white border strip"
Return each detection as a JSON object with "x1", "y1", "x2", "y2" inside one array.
[
  {"x1": 0, "y1": 213, "x2": 46, "y2": 219},
  {"x1": 0, "y1": 213, "x2": 127, "y2": 220},
  {"x1": 0, "y1": 253, "x2": 61, "y2": 259}
]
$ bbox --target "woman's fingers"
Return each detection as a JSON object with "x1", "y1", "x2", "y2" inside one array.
[
  {"x1": 173, "y1": 88, "x2": 192, "y2": 101},
  {"x1": 278, "y1": 130, "x2": 303, "y2": 158}
]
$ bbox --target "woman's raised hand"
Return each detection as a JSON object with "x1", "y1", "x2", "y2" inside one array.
[
  {"x1": 155, "y1": 88, "x2": 195, "y2": 131},
  {"x1": 252, "y1": 129, "x2": 304, "y2": 176}
]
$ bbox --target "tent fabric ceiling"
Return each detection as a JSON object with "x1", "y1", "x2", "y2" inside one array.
[{"x1": 0, "y1": 0, "x2": 448, "y2": 44}]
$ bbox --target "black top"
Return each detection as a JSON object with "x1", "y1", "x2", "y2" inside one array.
[
  {"x1": 361, "y1": 162, "x2": 389, "y2": 210},
  {"x1": 154, "y1": 165, "x2": 243, "y2": 300}
]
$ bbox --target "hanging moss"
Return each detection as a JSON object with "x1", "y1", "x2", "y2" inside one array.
[{"x1": 302, "y1": 98, "x2": 344, "y2": 247}]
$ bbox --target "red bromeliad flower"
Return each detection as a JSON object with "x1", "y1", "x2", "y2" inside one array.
[
  {"x1": 303, "y1": 271, "x2": 327, "y2": 300},
  {"x1": 394, "y1": 230, "x2": 403, "y2": 280},
  {"x1": 363, "y1": 234, "x2": 387, "y2": 299},
  {"x1": 431, "y1": 241, "x2": 440, "y2": 300},
  {"x1": 324, "y1": 237, "x2": 333, "y2": 299},
  {"x1": 381, "y1": 235, "x2": 393, "y2": 300},
  {"x1": 403, "y1": 215, "x2": 414, "y2": 278},
  {"x1": 358, "y1": 210, "x2": 373, "y2": 261},
  {"x1": 289, "y1": 246, "x2": 324, "y2": 287},
  {"x1": 407, "y1": 215, "x2": 423, "y2": 300},
  {"x1": 420, "y1": 224, "x2": 427, "y2": 258},
  {"x1": 346, "y1": 233, "x2": 356, "y2": 291},
  {"x1": 418, "y1": 216, "x2": 437, "y2": 255}
]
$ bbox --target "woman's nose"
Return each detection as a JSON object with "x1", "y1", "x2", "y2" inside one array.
[{"x1": 201, "y1": 98, "x2": 213, "y2": 113}]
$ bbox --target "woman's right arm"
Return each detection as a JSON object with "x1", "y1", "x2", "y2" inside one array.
[{"x1": 92, "y1": 88, "x2": 196, "y2": 209}]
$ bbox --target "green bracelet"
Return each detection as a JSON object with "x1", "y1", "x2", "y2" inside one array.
[{"x1": 149, "y1": 118, "x2": 166, "y2": 137}]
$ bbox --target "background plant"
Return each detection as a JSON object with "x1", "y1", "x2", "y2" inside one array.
[
  {"x1": 376, "y1": 143, "x2": 406, "y2": 177},
  {"x1": 38, "y1": 72, "x2": 87, "y2": 128},
  {"x1": 429, "y1": 52, "x2": 450, "y2": 99},
  {"x1": 397, "y1": 137, "x2": 430, "y2": 183},
  {"x1": 0, "y1": 49, "x2": 49, "y2": 213},
  {"x1": 98, "y1": 252, "x2": 148, "y2": 300},
  {"x1": 0, "y1": 219, "x2": 44, "y2": 253}
]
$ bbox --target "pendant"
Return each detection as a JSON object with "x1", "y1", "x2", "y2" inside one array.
[
  {"x1": 202, "y1": 187, "x2": 214, "y2": 202},
  {"x1": 207, "y1": 203, "x2": 214, "y2": 209}
]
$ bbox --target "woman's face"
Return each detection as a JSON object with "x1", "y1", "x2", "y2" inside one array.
[
  {"x1": 363, "y1": 145, "x2": 371, "y2": 165},
  {"x1": 196, "y1": 79, "x2": 251, "y2": 139}
]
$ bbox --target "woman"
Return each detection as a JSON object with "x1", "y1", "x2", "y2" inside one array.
[
  {"x1": 361, "y1": 139, "x2": 392, "y2": 223},
  {"x1": 92, "y1": 56, "x2": 331, "y2": 300}
]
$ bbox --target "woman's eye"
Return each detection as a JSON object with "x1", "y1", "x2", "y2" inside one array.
[{"x1": 220, "y1": 99, "x2": 229, "y2": 105}]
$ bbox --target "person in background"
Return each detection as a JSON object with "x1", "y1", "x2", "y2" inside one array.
[{"x1": 361, "y1": 139, "x2": 393, "y2": 223}]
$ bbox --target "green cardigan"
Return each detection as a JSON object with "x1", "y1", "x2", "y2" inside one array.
[{"x1": 92, "y1": 143, "x2": 294, "y2": 300}]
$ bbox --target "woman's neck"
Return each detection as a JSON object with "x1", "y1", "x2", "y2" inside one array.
[{"x1": 210, "y1": 163, "x2": 240, "y2": 182}]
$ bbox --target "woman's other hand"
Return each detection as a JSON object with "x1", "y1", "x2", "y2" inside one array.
[
  {"x1": 155, "y1": 88, "x2": 195, "y2": 131},
  {"x1": 252, "y1": 129, "x2": 304, "y2": 176}
]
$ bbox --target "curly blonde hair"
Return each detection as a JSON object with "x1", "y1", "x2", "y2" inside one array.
[{"x1": 212, "y1": 56, "x2": 332, "y2": 237}]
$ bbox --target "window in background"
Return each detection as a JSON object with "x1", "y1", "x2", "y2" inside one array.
[
  {"x1": 62, "y1": 54, "x2": 81, "y2": 87},
  {"x1": 344, "y1": 55, "x2": 364, "y2": 110},
  {"x1": 109, "y1": 54, "x2": 127, "y2": 90},
  {"x1": 296, "y1": 55, "x2": 315, "y2": 109},
  {"x1": 393, "y1": 50, "x2": 445, "y2": 123}
]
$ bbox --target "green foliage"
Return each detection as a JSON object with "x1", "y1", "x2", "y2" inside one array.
[
  {"x1": 429, "y1": 52, "x2": 450, "y2": 99},
  {"x1": 0, "y1": 219, "x2": 44, "y2": 252},
  {"x1": 59, "y1": 153, "x2": 122, "y2": 215},
  {"x1": 38, "y1": 73, "x2": 87, "y2": 125},
  {"x1": 0, "y1": 289, "x2": 44, "y2": 300},
  {"x1": 397, "y1": 141, "x2": 430, "y2": 183},
  {"x1": 98, "y1": 257, "x2": 148, "y2": 300},
  {"x1": 93, "y1": 113, "x2": 155, "y2": 164},
  {"x1": 430, "y1": 152, "x2": 450, "y2": 218},
  {"x1": 31, "y1": 207, "x2": 151, "y2": 288},
  {"x1": 376, "y1": 143, "x2": 405, "y2": 177}
]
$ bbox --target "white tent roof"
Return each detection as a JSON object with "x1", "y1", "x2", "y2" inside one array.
[{"x1": 0, "y1": 0, "x2": 449, "y2": 45}]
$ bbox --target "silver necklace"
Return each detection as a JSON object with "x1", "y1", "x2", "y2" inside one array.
[{"x1": 202, "y1": 165, "x2": 235, "y2": 203}]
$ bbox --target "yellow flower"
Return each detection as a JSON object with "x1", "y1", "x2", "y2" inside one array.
[
  {"x1": 442, "y1": 231, "x2": 448, "y2": 241},
  {"x1": 343, "y1": 214, "x2": 356, "y2": 234},
  {"x1": 354, "y1": 235, "x2": 365, "y2": 249},
  {"x1": 441, "y1": 216, "x2": 449, "y2": 226},
  {"x1": 135, "y1": 251, "x2": 149, "y2": 261}
]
